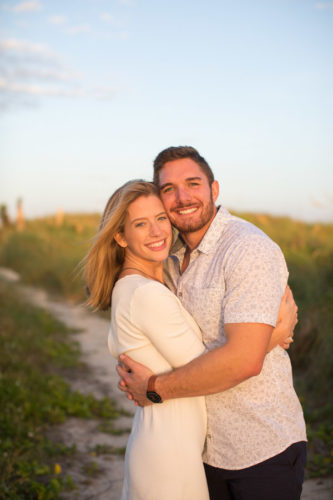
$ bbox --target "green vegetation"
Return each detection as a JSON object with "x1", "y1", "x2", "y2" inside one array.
[
  {"x1": 0, "y1": 214, "x2": 100, "y2": 302},
  {"x1": 0, "y1": 280, "x2": 126, "y2": 499},
  {"x1": 1, "y1": 212, "x2": 332, "y2": 479}
]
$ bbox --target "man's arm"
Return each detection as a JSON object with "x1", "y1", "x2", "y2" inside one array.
[
  {"x1": 118, "y1": 287, "x2": 297, "y2": 405},
  {"x1": 117, "y1": 322, "x2": 272, "y2": 405},
  {"x1": 117, "y1": 285, "x2": 297, "y2": 405}
]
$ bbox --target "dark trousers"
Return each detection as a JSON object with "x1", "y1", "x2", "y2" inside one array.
[{"x1": 204, "y1": 441, "x2": 307, "y2": 500}]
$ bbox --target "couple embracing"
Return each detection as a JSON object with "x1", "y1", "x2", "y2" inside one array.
[{"x1": 84, "y1": 146, "x2": 307, "y2": 500}]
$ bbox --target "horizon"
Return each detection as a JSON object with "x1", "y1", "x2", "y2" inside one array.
[{"x1": 2, "y1": 203, "x2": 333, "y2": 227}]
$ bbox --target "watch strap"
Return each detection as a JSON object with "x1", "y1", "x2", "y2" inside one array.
[
  {"x1": 146, "y1": 374, "x2": 162, "y2": 403},
  {"x1": 147, "y1": 374, "x2": 158, "y2": 393}
]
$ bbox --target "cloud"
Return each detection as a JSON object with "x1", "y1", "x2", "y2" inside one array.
[
  {"x1": 0, "y1": 79, "x2": 84, "y2": 97},
  {"x1": 48, "y1": 15, "x2": 67, "y2": 25},
  {"x1": 101, "y1": 12, "x2": 114, "y2": 24},
  {"x1": 66, "y1": 24, "x2": 91, "y2": 35},
  {"x1": 0, "y1": 37, "x2": 82, "y2": 108},
  {"x1": 2, "y1": 65, "x2": 81, "y2": 82},
  {"x1": 0, "y1": 37, "x2": 117, "y2": 110},
  {"x1": 315, "y1": 2, "x2": 333, "y2": 9},
  {"x1": 0, "y1": 38, "x2": 58, "y2": 60},
  {"x1": 12, "y1": 1, "x2": 42, "y2": 13}
]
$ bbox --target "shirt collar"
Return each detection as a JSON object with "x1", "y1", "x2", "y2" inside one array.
[{"x1": 170, "y1": 206, "x2": 231, "y2": 257}]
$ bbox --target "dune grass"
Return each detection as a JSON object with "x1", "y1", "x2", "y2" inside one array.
[{"x1": 0, "y1": 214, "x2": 100, "y2": 302}]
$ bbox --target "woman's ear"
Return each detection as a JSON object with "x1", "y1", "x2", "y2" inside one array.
[{"x1": 114, "y1": 232, "x2": 127, "y2": 248}]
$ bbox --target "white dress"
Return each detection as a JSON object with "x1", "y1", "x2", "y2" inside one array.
[{"x1": 108, "y1": 275, "x2": 209, "y2": 500}]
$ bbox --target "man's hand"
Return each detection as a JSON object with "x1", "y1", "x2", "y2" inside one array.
[
  {"x1": 116, "y1": 354, "x2": 155, "y2": 407},
  {"x1": 269, "y1": 286, "x2": 298, "y2": 351}
]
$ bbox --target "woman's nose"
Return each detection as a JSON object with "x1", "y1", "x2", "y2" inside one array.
[{"x1": 150, "y1": 221, "x2": 162, "y2": 236}]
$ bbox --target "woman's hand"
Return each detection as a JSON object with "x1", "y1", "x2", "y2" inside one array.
[
  {"x1": 117, "y1": 354, "x2": 154, "y2": 406},
  {"x1": 268, "y1": 286, "x2": 298, "y2": 352}
]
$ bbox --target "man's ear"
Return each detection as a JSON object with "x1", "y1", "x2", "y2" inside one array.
[
  {"x1": 211, "y1": 180, "x2": 219, "y2": 203},
  {"x1": 114, "y1": 232, "x2": 127, "y2": 248}
]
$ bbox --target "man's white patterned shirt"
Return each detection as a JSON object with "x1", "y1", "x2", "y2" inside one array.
[{"x1": 164, "y1": 207, "x2": 306, "y2": 469}]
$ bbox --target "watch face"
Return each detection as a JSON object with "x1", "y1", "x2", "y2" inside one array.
[{"x1": 147, "y1": 391, "x2": 162, "y2": 403}]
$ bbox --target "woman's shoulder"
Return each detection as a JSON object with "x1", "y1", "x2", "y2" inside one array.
[{"x1": 113, "y1": 275, "x2": 170, "y2": 301}]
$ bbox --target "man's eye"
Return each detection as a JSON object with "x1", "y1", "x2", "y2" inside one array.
[
  {"x1": 189, "y1": 182, "x2": 199, "y2": 187},
  {"x1": 162, "y1": 186, "x2": 173, "y2": 193}
]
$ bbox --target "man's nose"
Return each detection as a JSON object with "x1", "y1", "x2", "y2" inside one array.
[{"x1": 175, "y1": 186, "x2": 191, "y2": 204}]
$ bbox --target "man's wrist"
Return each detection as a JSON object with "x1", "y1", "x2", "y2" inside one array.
[
  {"x1": 146, "y1": 374, "x2": 163, "y2": 403},
  {"x1": 154, "y1": 372, "x2": 173, "y2": 401}
]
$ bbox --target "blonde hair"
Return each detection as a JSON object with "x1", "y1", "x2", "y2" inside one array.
[{"x1": 84, "y1": 180, "x2": 159, "y2": 310}]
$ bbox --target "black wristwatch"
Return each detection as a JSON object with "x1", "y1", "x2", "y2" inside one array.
[{"x1": 146, "y1": 375, "x2": 163, "y2": 403}]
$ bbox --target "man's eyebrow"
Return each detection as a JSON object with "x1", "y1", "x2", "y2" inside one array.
[
  {"x1": 159, "y1": 176, "x2": 202, "y2": 191},
  {"x1": 159, "y1": 182, "x2": 172, "y2": 191},
  {"x1": 186, "y1": 176, "x2": 202, "y2": 182}
]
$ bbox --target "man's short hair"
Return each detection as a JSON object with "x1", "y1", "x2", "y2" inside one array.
[{"x1": 153, "y1": 146, "x2": 215, "y2": 187}]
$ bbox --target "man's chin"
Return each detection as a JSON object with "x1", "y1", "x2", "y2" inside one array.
[{"x1": 171, "y1": 219, "x2": 207, "y2": 234}]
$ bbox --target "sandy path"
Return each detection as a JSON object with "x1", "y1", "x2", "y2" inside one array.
[
  {"x1": 1, "y1": 267, "x2": 332, "y2": 500},
  {"x1": 27, "y1": 291, "x2": 134, "y2": 500},
  {"x1": 1, "y1": 268, "x2": 131, "y2": 499}
]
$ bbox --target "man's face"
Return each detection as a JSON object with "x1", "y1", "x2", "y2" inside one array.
[{"x1": 158, "y1": 158, "x2": 219, "y2": 234}]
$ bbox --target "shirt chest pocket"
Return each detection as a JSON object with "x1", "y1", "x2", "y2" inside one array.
[{"x1": 183, "y1": 284, "x2": 224, "y2": 344}]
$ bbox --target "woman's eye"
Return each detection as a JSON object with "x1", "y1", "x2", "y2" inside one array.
[
  {"x1": 158, "y1": 216, "x2": 167, "y2": 221},
  {"x1": 135, "y1": 222, "x2": 145, "y2": 227}
]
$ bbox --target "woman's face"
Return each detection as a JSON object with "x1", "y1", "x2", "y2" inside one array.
[{"x1": 117, "y1": 195, "x2": 172, "y2": 264}]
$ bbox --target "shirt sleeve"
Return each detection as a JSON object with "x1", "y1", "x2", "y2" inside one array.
[
  {"x1": 223, "y1": 234, "x2": 288, "y2": 326},
  {"x1": 130, "y1": 282, "x2": 205, "y2": 368}
]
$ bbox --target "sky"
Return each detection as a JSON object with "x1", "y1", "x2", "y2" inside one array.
[{"x1": 0, "y1": 0, "x2": 332, "y2": 223}]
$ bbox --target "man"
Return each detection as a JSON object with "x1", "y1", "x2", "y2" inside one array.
[{"x1": 117, "y1": 146, "x2": 307, "y2": 499}]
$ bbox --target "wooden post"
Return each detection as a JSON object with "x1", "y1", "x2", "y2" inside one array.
[
  {"x1": 55, "y1": 208, "x2": 64, "y2": 227},
  {"x1": 0, "y1": 204, "x2": 10, "y2": 228},
  {"x1": 17, "y1": 198, "x2": 25, "y2": 231}
]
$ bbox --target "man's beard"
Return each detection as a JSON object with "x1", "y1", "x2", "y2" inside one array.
[{"x1": 170, "y1": 196, "x2": 215, "y2": 234}]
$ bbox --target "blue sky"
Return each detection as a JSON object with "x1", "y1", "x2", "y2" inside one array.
[{"x1": 1, "y1": 0, "x2": 332, "y2": 222}]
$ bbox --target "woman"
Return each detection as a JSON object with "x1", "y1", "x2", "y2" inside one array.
[{"x1": 84, "y1": 180, "x2": 296, "y2": 500}]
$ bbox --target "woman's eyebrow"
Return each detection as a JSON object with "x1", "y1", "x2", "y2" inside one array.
[
  {"x1": 130, "y1": 216, "x2": 147, "y2": 224},
  {"x1": 131, "y1": 212, "x2": 167, "y2": 224}
]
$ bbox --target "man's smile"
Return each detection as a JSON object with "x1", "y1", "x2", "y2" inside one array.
[{"x1": 173, "y1": 205, "x2": 199, "y2": 216}]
